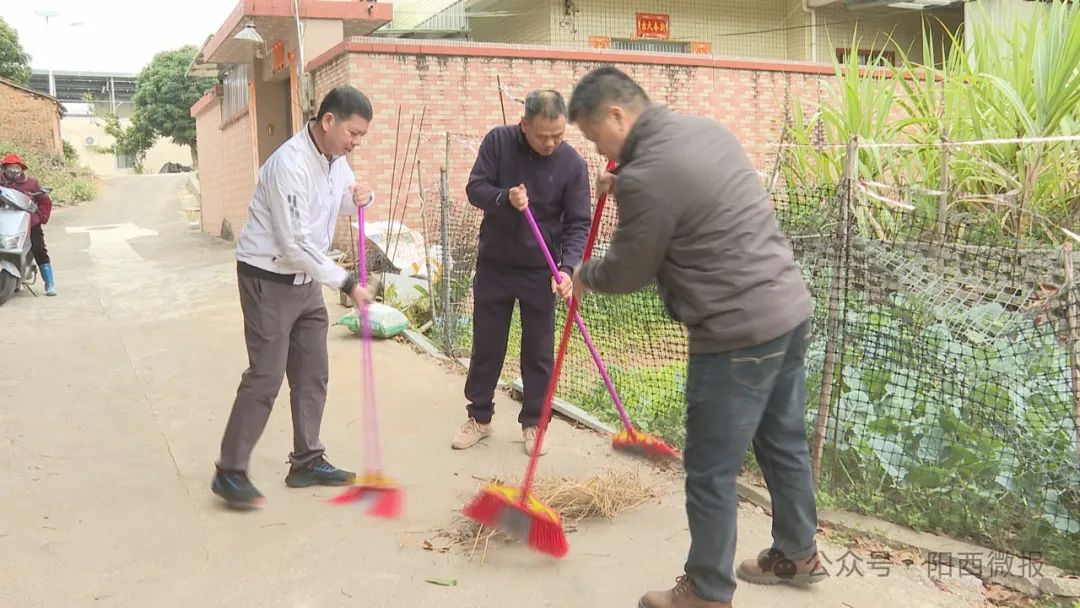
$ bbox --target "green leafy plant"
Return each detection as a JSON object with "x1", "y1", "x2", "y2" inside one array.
[
  {"x1": 0, "y1": 140, "x2": 96, "y2": 204},
  {"x1": 382, "y1": 281, "x2": 432, "y2": 329},
  {"x1": 61, "y1": 140, "x2": 78, "y2": 163},
  {"x1": 0, "y1": 17, "x2": 31, "y2": 85},
  {"x1": 812, "y1": 291, "x2": 1080, "y2": 570},
  {"x1": 131, "y1": 45, "x2": 216, "y2": 166},
  {"x1": 781, "y1": 0, "x2": 1080, "y2": 243}
]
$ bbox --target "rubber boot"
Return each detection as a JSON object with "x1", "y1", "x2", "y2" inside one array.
[{"x1": 40, "y1": 263, "x2": 57, "y2": 296}]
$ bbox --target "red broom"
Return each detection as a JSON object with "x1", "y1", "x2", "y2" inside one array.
[
  {"x1": 462, "y1": 295, "x2": 570, "y2": 557},
  {"x1": 328, "y1": 204, "x2": 404, "y2": 519},
  {"x1": 461, "y1": 177, "x2": 596, "y2": 558},
  {"x1": 461, "y1": 411, "x2": 569, "y2": 557}
]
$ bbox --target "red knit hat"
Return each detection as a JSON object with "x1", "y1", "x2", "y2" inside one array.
[{"x1": 1, "y1": 153, "x2": 27, "y2": 169}]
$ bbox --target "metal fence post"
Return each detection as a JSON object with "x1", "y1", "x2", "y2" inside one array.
[{"x1": 439, "y1": 162, "x2": 452, "y2": 357}]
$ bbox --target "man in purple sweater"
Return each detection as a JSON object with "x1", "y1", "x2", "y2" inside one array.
[{"x1": 451, "y1": 90, "x2": 591, "y2": 456}]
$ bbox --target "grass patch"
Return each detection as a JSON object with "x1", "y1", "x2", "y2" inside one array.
[{"x1": 1, "y1": 140, "x2": 97, "y2": 205}]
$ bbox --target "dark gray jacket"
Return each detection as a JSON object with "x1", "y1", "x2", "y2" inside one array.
[{"x1": 578, "y1": 105, "x2": 812, "y2": 353}]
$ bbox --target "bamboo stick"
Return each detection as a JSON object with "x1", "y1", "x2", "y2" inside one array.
[
  {"x1": 812, "y1": 138, "x2": 858, "y2": 486},
  {"x1": 1063, "y1": 243, "x2": 1080, "y2": 464}
]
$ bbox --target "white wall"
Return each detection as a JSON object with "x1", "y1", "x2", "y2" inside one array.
[{"x1": 62, "y1": 116, "x2": 192, "y2": 178}]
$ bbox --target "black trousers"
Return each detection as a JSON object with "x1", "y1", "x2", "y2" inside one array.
[
  {"x1": 30, "y1": 225, "x2": 50, "y2": 265},
  {"x1": 464, "y1": 263, "x2": 555, "y2": 427}
]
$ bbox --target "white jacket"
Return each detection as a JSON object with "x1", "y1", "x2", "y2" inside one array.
[{"x1": 235, "y1": 123, "x2": 374, "y2": 289}]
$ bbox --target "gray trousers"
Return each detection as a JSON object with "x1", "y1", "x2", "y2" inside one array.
[
  {"x1": 684, "y1": 318, "x2": 818, "y2": 602},
  {"x1": 217, "y1": 270, "x2": 330, "y2": 472}
]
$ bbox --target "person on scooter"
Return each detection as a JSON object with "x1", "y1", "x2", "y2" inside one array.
[{"x1": 1, "y1": 154, "x2": 55, "y2": 296}]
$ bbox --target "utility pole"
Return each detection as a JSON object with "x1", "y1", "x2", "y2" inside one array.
[{"x1": 34, "y1": 10, "x2": 59, "y2": 97}]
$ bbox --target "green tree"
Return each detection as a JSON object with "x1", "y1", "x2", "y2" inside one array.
[
  {"x1": 0, "y1": 17, "x2": 32, "y2": 85},
  {"x1": 82, "y1": 92, "x2": 157, "y2": 174},
  {"x1": 131, "y1": 45, "x2": 216, "y2": 165},
  {"x1": 102, "y1": 112, "x2": 157, "y2": 174}
]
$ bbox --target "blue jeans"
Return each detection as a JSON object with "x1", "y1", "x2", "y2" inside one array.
[{"x1": 683, "y1": 319, "x2": 818, "y2": 602}]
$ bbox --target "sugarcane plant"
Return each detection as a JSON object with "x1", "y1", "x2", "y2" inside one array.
[{"x1": 779, "y1": 0, "x2": 1080, "y2": 244}]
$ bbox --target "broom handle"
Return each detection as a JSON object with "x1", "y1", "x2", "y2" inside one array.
[
  {"x1": 581, "y1": 161, "x2": 616, "y2": 276},
  {"x1": 572, "y1": 162, "x2": 636, "y2": 435},
  {"x1": 521, "y1": 206, "x2": 637, "y2": 435},
  {"x1": 548, "y1": 161, "x2": 614, "y2": 381},
  {"x1": 520, "y1": 161, "x2": 616, "y2": 499},
  {"x1": 357, "y1": 206, "x2": 382, "y2": 472}
]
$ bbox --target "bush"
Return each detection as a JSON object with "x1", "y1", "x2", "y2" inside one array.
[
  {"x1": 0, "y1": 141, "x2": 97, "y2": 204},
  {"x1": 61, "y1": 140, "x2": 77, "y2": 163}
]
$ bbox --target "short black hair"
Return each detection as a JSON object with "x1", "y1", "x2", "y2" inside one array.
[
  {"x1": 316, "y1": 85, "x2": 373, "y2": 122},
  {"x1": 568, "y1": 66, "x2": 650, "y2": 123},
  {"x1": 524, "y1": 89, "x2": 566, "y2": 121}
]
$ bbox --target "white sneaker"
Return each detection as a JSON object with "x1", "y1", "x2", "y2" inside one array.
[
  {"x1": 451, "y1": 418, "x2": 492, "y2": 450},
  {"x1": 523, "y1": 426, "x2": 549, "y2": 456}
]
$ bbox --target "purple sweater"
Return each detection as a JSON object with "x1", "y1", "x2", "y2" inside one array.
[{"x1": 465, "y1": 125, "x2": 591, "y2": 274}]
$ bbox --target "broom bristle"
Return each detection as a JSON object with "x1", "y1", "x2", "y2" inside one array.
[
  {"x1": 367, "y1": 488, "x2": 403, "y2": 519},
  {"x1": 463, "y1": 485, "x2": 516, "y2": 527},
  {"x1": 328, "y1": 475, "x2": 405, "y2": 519},
  {"x1": 527, "y1": 511, "x2": 569, "y2": 558},
  {"x1": 464, "y1": 484, "x2": 568, "y2": 558},
  {"x1": 612, "y1": 431, "x2": 681, "y2": 462},
  {"x1": 328, "y1": 486, "x2": 364, "y2": 505}
]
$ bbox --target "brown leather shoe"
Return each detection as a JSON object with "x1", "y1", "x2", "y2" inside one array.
[
  {"x1": 736, "y1": 548, "x2": 828, "y2": 586},
  {"x1": 638, "y1": 575, "x2": 733, "y2": 608}
]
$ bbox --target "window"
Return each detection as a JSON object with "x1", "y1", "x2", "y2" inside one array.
[
  {"x1": 221, "y1": 64, "x2": 250, "y2": 121},
  {"x1": 611, "y1": 38, "x2": 690, "y2": 54},
  {"x1": 835, "y1": 48, "x2": 896, "y2": 67},
  {"x1": 116, "y1": 154, "x2": 135, "y2": 169}
]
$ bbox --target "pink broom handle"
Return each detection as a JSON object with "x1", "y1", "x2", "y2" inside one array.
[
  {"x1": 357, "y1": 206, "x2": 382, "y2": 472},
  {"x1": 521, "y1": 206, "x2": 636, "y2": 434}
]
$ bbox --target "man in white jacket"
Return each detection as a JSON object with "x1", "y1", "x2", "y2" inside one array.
[{"x1": 212, "y1": 85, "x2": 376, "y2": 508}]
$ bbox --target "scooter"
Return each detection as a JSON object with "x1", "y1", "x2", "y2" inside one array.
[{"x1": 0, "y1": 185, "x2": 49, "y2": 306}]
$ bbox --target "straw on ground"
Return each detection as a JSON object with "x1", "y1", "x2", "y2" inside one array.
[{"x1": 403, "y1": 470, "x2": 659, "y2": 565}]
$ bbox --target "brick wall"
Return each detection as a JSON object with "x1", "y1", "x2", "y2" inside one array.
[
  {"x1": 193, "y1": 38, "x2": 839, "y2": 253},
  {"x1": 313, "y1": 54, "x2": 351, "y2": 111},
  {"x1": 0, "y1": 80, "x2": 63, "y2": 156},
  {"x1": 192, "y1": 92, "x2": 257, "y2": 241},
  {"x1": 306, "y1": 38, "x2": 831, "y2": 241}
]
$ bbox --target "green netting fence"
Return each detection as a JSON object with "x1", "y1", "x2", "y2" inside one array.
[{"x1": 388, "y1": 133, "x2": 1079, "y2": 572}]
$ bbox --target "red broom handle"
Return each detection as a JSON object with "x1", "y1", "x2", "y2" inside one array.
[
  {"x1": 520, "y1": 160, "x2": 616, "y2": 500},
  {"x1": 579, "y1": 161, "x2": 616, "y2": 268}
]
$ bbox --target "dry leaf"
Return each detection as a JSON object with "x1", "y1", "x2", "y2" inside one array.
[{"x1": 983, "y1": 583, "x2": 1019, "y2": 604}]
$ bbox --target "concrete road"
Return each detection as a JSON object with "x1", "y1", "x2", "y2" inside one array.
[{"x1": 0, "y1": 175, "x2": 979, "y2": 607}]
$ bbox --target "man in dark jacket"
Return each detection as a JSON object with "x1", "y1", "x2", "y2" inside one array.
[
  {"x1": 568, "y1": 67, "x2": 826, "y2": 608},
  {"x1": 1, "y1": 153, "x2": 56, "y2": 296},
  {"x1": 452, "y1": 89, "x2": 591, "y2": 456}
]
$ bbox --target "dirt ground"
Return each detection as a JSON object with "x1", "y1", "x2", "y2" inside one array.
[{"x1": 0, "y1": 175, "x2": 982, "y2": 607}]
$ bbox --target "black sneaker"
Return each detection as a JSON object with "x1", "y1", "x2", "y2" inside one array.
[
  {"x1": 284, "y1": 456, "x2": 356, "y2": 488},
  {"x1": 211, "y1": 469, "x2": 266, "y2": 508}
]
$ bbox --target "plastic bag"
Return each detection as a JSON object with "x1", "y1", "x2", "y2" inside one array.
[
  {"x1": 335, "y1": 302, "x2": 409, "y2": 339},
  {"x1": 363, "y1": 220, "x2": 445, "y2": 279}
]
